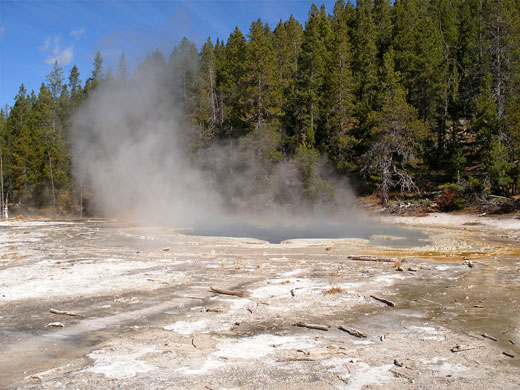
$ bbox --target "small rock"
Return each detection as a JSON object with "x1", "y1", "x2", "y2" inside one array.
[{"x1": 45, "y1": 322, "x2": 64, "y2": 328}]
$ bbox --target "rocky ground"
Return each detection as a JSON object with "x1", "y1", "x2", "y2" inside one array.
[{"x1": 0, "y1": 213, "x2": 519, "y2": 389}]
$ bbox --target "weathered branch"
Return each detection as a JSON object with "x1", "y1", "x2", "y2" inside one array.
[
  {"x1": 370, "y1": 295, "x2": 395, "y2": 307},
  {"x1": 294, "y1": 322, "x2": 329, "y2": 331},
  {"x1": 210, "y1": 286, "x2": 244, "y2": 297}
]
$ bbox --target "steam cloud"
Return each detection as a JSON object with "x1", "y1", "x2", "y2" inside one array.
[{"x1": 72, "y1": 55, "x2": 396, "y2": 242}]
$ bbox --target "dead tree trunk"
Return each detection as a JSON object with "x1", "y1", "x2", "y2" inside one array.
[
  {"x1": 47, "y1": 147, "x2": 56, "y2": 215},
  {"x1": 0, "y1": 146, "x2": 4, "y2": 219}
]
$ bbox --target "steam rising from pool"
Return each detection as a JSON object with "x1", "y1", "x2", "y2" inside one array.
[{"x1": 72, "y1": 53, "x2": 411, "y2": 243}]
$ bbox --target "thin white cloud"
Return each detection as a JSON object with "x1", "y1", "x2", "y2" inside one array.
[
  {"x1": 0, "y1": 25, "x2": 5, "y2": 39},
  {"x1": 45, "y1": 46, "x2": 74, "y2": 66},
  {"x1": 40, "y1": 32, "x2": 80, "y2": 66},
  {"x1": 70, "y1": 28, "x2": 85, "y2": 38},
  {"x1": 39, "y1": 37, "x2": 50, "y2": 52}
]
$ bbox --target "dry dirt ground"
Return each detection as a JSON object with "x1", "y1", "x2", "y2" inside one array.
[{"x1": 0, "y1": 213, "x2": 519, "y2": 389}]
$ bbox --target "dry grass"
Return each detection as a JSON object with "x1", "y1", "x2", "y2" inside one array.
[
  {"x1": 394, "y1": 259, "x2": 404, "y2": 271},
  {"x1": 323, "y1": 287, "x2": 344, "y2": 295}
]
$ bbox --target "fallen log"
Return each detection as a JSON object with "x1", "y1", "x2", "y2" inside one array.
[
  {"x1": 503, "y1": 352, "x2": 515, "y2": 358},
  {"x1": 295, "y1": 322, "x2": 329, "y2": 331},
  {"x1": 482, "y1": 333, "x2": 498, "y2": 341},
  {"x1": 339, "y1": 326, "x2": 367, "y2": 338},
  {"x1": 370, "y1": 295, "x2": 396, "y2": 307},
  {"x1": 346, "y1": 255, "x2": 394, "y2": 263},
  {"x1": 277, "y1": 356, "x2": 314, "y2": 362},
  {"x1": 209, "y1": 286, "x2": 244, "y2": 297},
  {"x1": 50, "y1": 309, "x2": 84, "y2": 318}
]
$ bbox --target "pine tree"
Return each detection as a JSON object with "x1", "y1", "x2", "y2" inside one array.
[
  {"x1": 213, "y1": 38, "x2": 227, "y2": 133},
  {"x1": 5, "y1": 85, "x2": 31, "y2": 205},
  {"x1": 192, "y1": 38, "x2": 218, "y2": 149},
  {"x1": 34, "y1": 82, "x2": 69, "y2": 213},
  {"x1": 393, "y1": 0, "x2": 446, "y2": 181},
  {"x1": 470, "y1": 72, "x2": 510, "y2": 192},
  {"x1": 0, "y1": 107, "x2": 7, "y2": 217},
  {"x1": 168, "y1": 37, "x2": 200, "y2": 117},
  {"x1": 432, "y1": 0, "x2": 463, "y2": 176},
  {"x1": 373, "y1": 0, "x2": 394, "y2": 61},
  {"x1": 220, "y1": 27, "x2": 247, "y2": 136},
  {"x1": 69, "y1": 65, "x2": 83, "y2": 109},
  {"x1": 273, "y1": 15, "x2": 303, "y2": 88},
  {"x1": 8, "y1": 85, "x2": 39, "y2": 206},
  {"x1": 84, "y1": 51, "x2": 104, "y2": 94},
  {"x1": 393, "y1": 0, "x2": 444, "y2": 120},
  {"x1": 117, "y1": 53, "x2": 129, "y2": 82},
  {"x1": 273, "y1": 15, "x2": 303, "y2": 151},
  {"x1": 353, "y1": 0, "x2": 379, "y2": 118},
  {"x1": 505, "y1": 91, "x2": 520, "y2": 194},
  {"x1": 242, "y1": 19, "x2": 282, "y2": 132},
  {"x1": 324, "y1": 1, "x2": 358, "y2": 171},
  {"x1": 457, "y1": 0, "x2": 482, "y2": 118},
  {"x1": 296, "y1": 4, "x2": 332, "y2": 146},
  {"x1": 483, "y1": 0, "x2": 520, "y2": 120}
]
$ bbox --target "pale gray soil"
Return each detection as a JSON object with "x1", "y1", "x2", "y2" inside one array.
[{"x1": 0, "y1": 216, "x2": 519, "y2": 389}]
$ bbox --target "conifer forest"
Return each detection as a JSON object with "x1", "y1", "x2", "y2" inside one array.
[{"x1": 1, "y1": 0, "x2": 520, "y2": 216}]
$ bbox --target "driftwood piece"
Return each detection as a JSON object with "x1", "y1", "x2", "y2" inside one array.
[
  {"x1": 210, "y1": 286, "x2": 244, "y2": 297},
  {"x1": 45, "y1": 322, "x2": 64, "y2": 328},
  {"x1": 503, "y1": 352, "x2": 515, "y2": 358},
  {"x1": 482, "y1": 333, "x2": 498, "y2": 341},
  {"x1": 295, "y1": 322, "x2": 329, "y2": 331},
  {"x1": 277, "y1": 356, "x2": 315, "y2": 362},
  {"x1": 390, "y1": 368, "x2": 414, "y2": 383},
  {"x1": 393, "y1": 359, "x2": 404, "y2": 367},
  {"x1": 346, "y1": 255, "x2": 394, "y2": 263},
  {"x1": 205, "y1": 307, "x2": 223, "y2": 313},
  {"x1": 370, "y1": 295, "x2": 396, "y2": 307},
  {"x1": 451, "y1": 345, "x2": 477, "y2": 353},
  {"x1": 50, "y1": 309, "x2": 84, "y2": 318},
  {"x1": 339, "y1": 326, "x2": 367, "y2": 338}
]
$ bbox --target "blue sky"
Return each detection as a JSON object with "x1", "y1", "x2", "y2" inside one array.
[{"x1": 0, "y1": 0, "x2": 341, "y2": 108}]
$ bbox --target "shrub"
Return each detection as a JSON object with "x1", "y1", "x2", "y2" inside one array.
[{"x1": 436, "y1": 186, "x2": 465, "y2": 211}]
